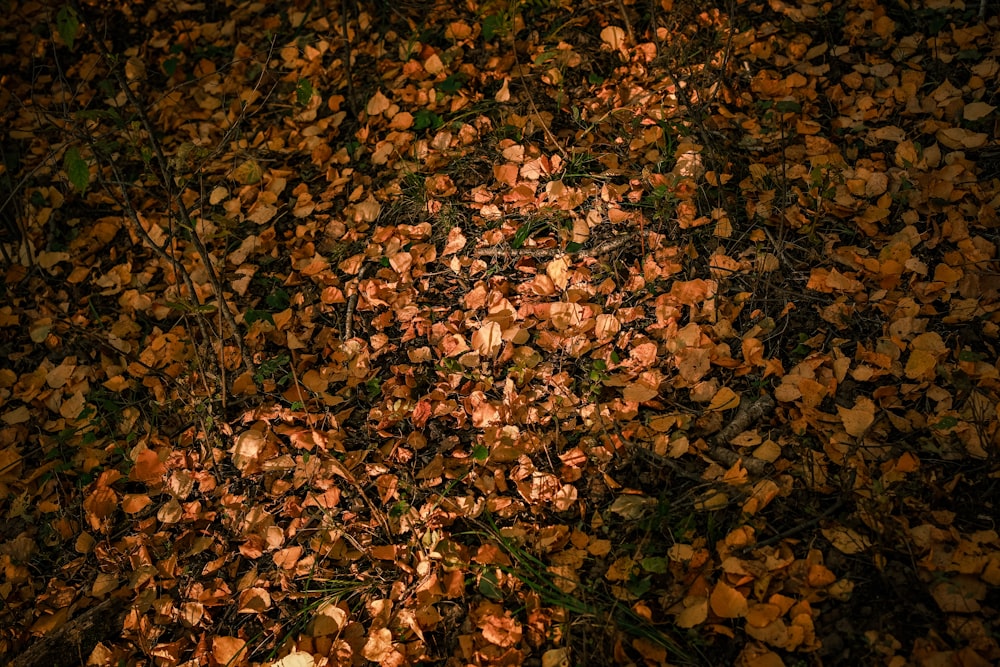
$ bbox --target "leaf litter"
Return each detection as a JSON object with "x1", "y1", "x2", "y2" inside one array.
[{"x1": 0, "y1": 0, "x2": 999, "y2": 665}]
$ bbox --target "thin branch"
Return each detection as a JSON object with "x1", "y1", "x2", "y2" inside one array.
[
  {"x1": 705, "y1": 394, "x2": 775, "y2": 476},
  {"x1": 507, "y1": 6, "x2": 568, "y2": 160},
  {"x1": 74, "y1": 1, "x2": 255, "y2": 377},
  {"x1": 344, "y1": 262, "x2": 375, "y2": 340},
  {"x1": 472, "y1": 231, "x2": 636, "y2": 259}
]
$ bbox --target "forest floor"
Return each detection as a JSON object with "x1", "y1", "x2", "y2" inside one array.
[{"x1": 1, "y1": 0, "x2": 999, "y2": 665}]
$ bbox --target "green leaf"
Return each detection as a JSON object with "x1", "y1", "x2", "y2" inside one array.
[
  {"x1": 510, "y1": 221, "x2": 535, "y2": 249},
  {"x1": 478, "y1": 568, "x2": 503, "y2": 601},
  {"x1": 482, "y1": 13, "x2": 506, "y2": 41},
  {"x1": 439, "y1": 73, "x2": 466, "y2": 93},
  {"x1": 56, "y1": 6, "x2": 79, "y2": 51},
  {"x1": 931, "y1": 416, "x2": 958, "y2": 430},
  {"x1": 265, "y1": 288, "x2": 290, "y2": 311},
  {"x1": 244, "y1": 309, "x2": 275, "y2": 326},
  {"x1": 640, "y1": 556, "x2": 669, "y2": 574},
  {"x1": 63, "y1": 147, "x2": 89, "y2": 193},
  {"x1": 296, "y1": 78, "x2": 313, "y2": 105},
  {"x1": 533, "y1": 50, "x2": 557, "y2": 66},
  {"x1": 413, "y1": 108, "x2": 442, "y2": 131},
  {"x1": 627, "y1": 576, "x2": 652, "y2": 597}
]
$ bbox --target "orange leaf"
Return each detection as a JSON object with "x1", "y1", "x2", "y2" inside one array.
[
  {"x1": 541, "y1": 648, "x2": 571, "y2": 667},
  {"x1": 366, "y1": 89, "x2": 390, "y2": 115},
  {"x1": 746, "y1": 603, "x2": 782, "y2": 628},
  {"x1": 622, "y1": 381, "x2": 658, "y2": 403},
  {"x1": 442, "y1": 227, "x2": 467, "y2": 255},
  {"x1": 130, "y1": 448, "x2": 166, "y2": 484},
  {"x1": 821, "y1": 525, "x2": 871, "y2": 554},
  {"x1": 211, "y1": 636, "x2": 247, "y2": 666},
  {"x1": 121, "y1": 494, "x2": 151, "y2": 514},
  {"x1": 600, "y1": 26, "x2": 627, "y2": 52},
  {"x1": 471, "y1": 321, "x2": 503, "y2": 358},
  {"x1": 710, "y1": 580, "x2": 748, "y2": 618},
  {"x1": 675, "y1": 597, "x2": 709, "y2": 628},
  {"x1": 481, "y1": 613, "x2": 523, "y2": 647},
  {"x1": 904, "y1": 349, "x2": 937, "y2": 380},
  {"x1": 271, "y1": 652, "x2": 315, "y2": 667},
  {"x1": 837, "y1": 397, "x2": 875, "y2": 437},
  {"x1": 310, "y1": 601, "x2": 348, "y2": 636},
  {"x1": 806, "y1": 563, "x2": 837, "y2": 587},
  {"x1": 361, "y1": 628, "x2": 393, "y2": 662},
  {"x1": 707, "y1": 387, "x2": 740, "y2": 412},
  {"x1": 930, "y1": 576, "x2": 986, "y2": 613},
  {"x1": 237, "y1": 587, "x2": 272, "y2": 613}
]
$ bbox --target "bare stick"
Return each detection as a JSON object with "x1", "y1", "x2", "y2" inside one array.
[
  {"x1": 77, "y1": 1, "x2": 254, "y2": 377},
  {"x1": 344, "y1": 263, "x2": 374, "y2": 340},
  {"x1": 10, "y1": 597, "x2": 127, "y2": 667},
  {"x1": 340, "y1": 0, "x2": 357, "y2": 116},
  {"x1": 705, "y1": 394, "x2": 775, "y2": 475},
  {"x1": 507, "y1": 6, "x2": 568, "y2": 159},
  {"x1": 473, "y1": 232, "x2": 635, "y2": 259}
]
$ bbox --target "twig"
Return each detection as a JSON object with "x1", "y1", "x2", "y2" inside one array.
[
  {"x1": 507, "y1": 8, "x2": 568, "y2": 160},
  {"x1": 616, "y1": 0, "x2": 635, "y2": 46},
  {"x1": 344, "y1": 262, "x2": 374, "y2": 340},
  {"x1": 76, "y1": 1, "x2": 255, "y2": 378},
  {"x1": 705, "y1": 394, "x2": 775, "y2": 475},
  {"x1": 340, "y1": 0, "x2": 357, "y2": 116},
  {"x1": 472, "y1": 232, "x2": 635, "y2": 259},
  {"x1": 753, "y1": 496, "x2": 846, "y2": 549},
  {"x1": 10, "y1": 596, "x2": 128, "y2": 667},
  {"x1": 104, "y1": 168, "x2": 217, "y2": 357}
]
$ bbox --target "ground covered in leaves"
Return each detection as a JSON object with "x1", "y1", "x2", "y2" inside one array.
[{"x1": 1, "y1": 0, "x2": 999, "y2": 665}]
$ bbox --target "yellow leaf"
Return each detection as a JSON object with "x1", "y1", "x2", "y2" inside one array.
[{"x1": 231, "y1": 158, "x2": 262, "y2": 185}]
